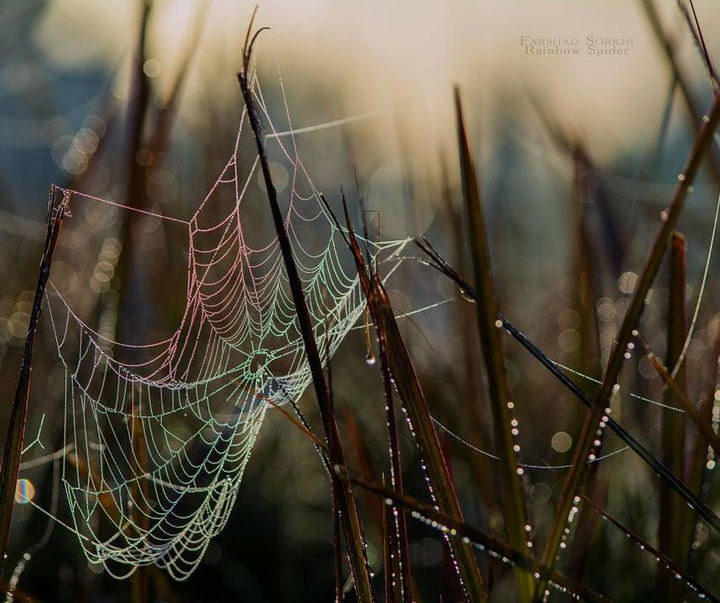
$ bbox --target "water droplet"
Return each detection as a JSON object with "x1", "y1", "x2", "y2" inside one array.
[
  {"x1": 365, "y1": 352, "x2": 376, "y2": 366},
  {"x1": 660, "y1": 210, "x2": 669, "y2": 222}
]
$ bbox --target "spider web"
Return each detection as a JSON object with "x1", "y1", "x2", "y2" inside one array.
[{"x1": 27, "y1": 67, "x2": 409, "y2": 581}]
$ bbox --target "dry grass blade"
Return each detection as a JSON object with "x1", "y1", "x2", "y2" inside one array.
[
  {"x1": 535, "y1": 87, "x2": 720, "y2": 601},
  {"x1": 454, "y1": 87, "x2": 534, "y2": 602},
  {"x1": 657, "y1": 231, "x2": 689, "y2": 602},
  {"x1": 334, "y1": 194, "x2": 487, "y2": 601},
  {"x1": 338, "y1": 469, "x2": 611, "y2": 603},
  {"x1": 0, "y1": 186, "x2": 68, "y2": 580},
  {"x1": 237, "y1": 17, "x2": 375, "y2": 601},
  {"x1": 375, "y1": 338, "x2": 413, "y2": 601}
]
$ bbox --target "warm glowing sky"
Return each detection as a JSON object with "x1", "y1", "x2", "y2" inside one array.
[{"x1": 32, "y1": 0, "x2": 720, "y2": 162}]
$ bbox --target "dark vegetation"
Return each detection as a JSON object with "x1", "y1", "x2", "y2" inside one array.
[{"x1": 2, "y1": 2, "x2": 720, "y2": 601}]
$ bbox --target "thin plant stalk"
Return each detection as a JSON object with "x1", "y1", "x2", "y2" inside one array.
[
  {"x1": 0, "y1": 185, "x2": 69, "y2": 579},
  {"x1": 237, "y1": 16, "x2": 375, "y2": 601},
  {"x1": 377, "y1": 325, "x2": 413, "y2": 602}
]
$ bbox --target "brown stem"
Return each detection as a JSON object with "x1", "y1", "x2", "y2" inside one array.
[
  {"x1": 0, "y1": 186, "x2": 69, "y2": 581},
  {"x1": 236, "y1": 22, "x2": 375, "y2": 602}
]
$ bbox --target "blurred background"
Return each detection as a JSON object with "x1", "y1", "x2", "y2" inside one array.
[{"x1": 2, "y1": 0, "x2": 720, "y2": 601}]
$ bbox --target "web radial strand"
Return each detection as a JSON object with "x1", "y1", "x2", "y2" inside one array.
[{"x1": 35, "y1": 74, "x2": 409, "y2": 580}]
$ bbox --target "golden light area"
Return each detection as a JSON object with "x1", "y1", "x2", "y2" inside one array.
[{"x1": 32, "y1": 0, "x2": 720, "y2": 164}]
